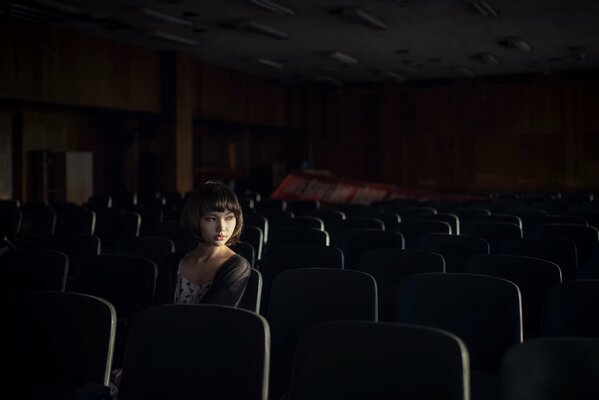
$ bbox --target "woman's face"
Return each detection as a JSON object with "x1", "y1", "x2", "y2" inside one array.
[{"x1": 199, "y1": 210, "x2": 237, "y2": 246}]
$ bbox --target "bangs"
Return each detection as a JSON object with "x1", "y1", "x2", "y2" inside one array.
[{"x1": 199, "y1": 185, "x2": 241, "y2": 214}]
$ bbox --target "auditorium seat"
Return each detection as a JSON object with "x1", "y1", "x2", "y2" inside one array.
[
  {"x1": 464, "y1": 254, "x2": 562, "y2": 337},
  {"x1": 288, "y1": 321, "x2": 469, "y2": 400},
  {"x1": 2, "y1": 291, "x2": 116, "y2": 399},
  {"x1": 501, "y1": 338, "x2": 599, "y2": 400},
  {"x1": 541, "y1": 280, "x2": 599, "y2": 337},
  {"x1": 462, "y1": 221, "x2": 522, "y2": 253},
  {"x1": 501, "y1": 237, "x2": 578, "y2": 281},
  {"x1": 419, "y1": 233, "x2": 489, "y2": 272},
  {"x1": 118, "y1": 305, "x2": 269, "y2": 400},
  {"x1": 238, "y1": 268, "x2": 263, "y2": 313},
  {"x1": 534, "y1": 223, "x2": 599, "y2": 265},
  {"x1": 341, "y1": 228, "x2": 405, "y2": 268},
  {"x1": 395, "y1": 219, "x2": 452, "y2": 249},
  {"x1": 267, "y1": 268, "x2": 377, "y2": 400},
  {"x1": 355, "y1": 248, "x2": 445, "y2": 321}
]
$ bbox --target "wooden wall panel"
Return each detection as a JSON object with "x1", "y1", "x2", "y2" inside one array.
[
  {"x1": 0, "y1": 18, "x2": 160, "y2": 112},
  {"x1": 309, "y1": 75, "x2": 599, "y2": 191},
  {"x1": 195, "y1": 60, "x2": 288, "y2": 127}
]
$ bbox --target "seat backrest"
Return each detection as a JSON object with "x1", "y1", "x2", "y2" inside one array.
[
  {"x1": 329, "y1": 217, "x2": 385, "y2": 248},
  {"x1": 534, "y1": 223, "x2": 599, "y2": 265},
  {"x1": 267, "y1": 268, "x2": 378, "y2": 400},
  {"x1": 541, "y1": 280, "x2": 599, "y2": 337},
  {"x1": 289, "y1": 321, "x2": 470, "y2": 400},
  {"x1": 395, "y1": 219, "x2": 452, "y2": 249},
  {"x1": 0, "y1": 206, "x2": 22, "y2": 240},
  {"x1": 356, "y1": 248, "x2": 445, "y2": 321},
  {"x1": 118, "y1": 305, "x2": 269, "y2": 400},
  {"x1": 54, "y1": 210, "x2": 96, "y2": 236},
  {"x1": 413, "y1": 212, "x2": 460, "y2": 235},
  {"x1": 396, "y1": 272, "x2": 522, "y2": 372},
  {"x1": 0, "y1": 249, "x2": 69, "y2": 293},
  {"x1": 240, "y1": 225, "x2": 264, "y2": 261},
  {"x1": 146, "y1": 220, "x2": 197, "y2": 253},
  {"x1": 230, "y1": 241, "x2": 256, "y2": 267},
  {"x1": 245, "y1": 214, "x2": 269, "y2": 243},
  {"x1": 300, "y1": 209, "x2": 345, "y2": 231},
  {"x1": 501, "y1": 338, "x2": 599, "y2": 400},
  {"x1": 5, "y1": 291, "x2": 116, "y2": 392},
  {"x1": 462, "y1": 222, "x2": 522, "y2": 253},
  {"x1": 238, "y1": 268, "x2": 263, "y2": 313},
  {"x1": 464, "y1": 254, "x2": 562, "y2": 338},
  {"x1": 419, "y1": 233, "x2": 489, "y2": 272},
  {"x1": 283, "y1": 216, "x2": 324, "y2": 230},
  {"x1": 501, "y1": 236, "x2": 578, "y2": 280},
  {"x1": 268, "y1": 227, "x2": 329, "y2": 246},
  {"x1": 341, "y1": 229, "x2": 405, "y2": 269},
  {"x1": 18, "y1": 207, "x2": 56, "y2": 244},
  {"x1": 259, "y1": 243, "x2": 343, "y2": 314},
  {"x1": 112, "y1": 235, "x2": 175, "y2": 266},
  {"x1": 71, "y1": 254, "x2": 157, "y2": 320}
]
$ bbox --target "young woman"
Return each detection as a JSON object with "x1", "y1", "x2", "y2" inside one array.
[{"x1": 175, "y1": 181, "x2": 250, "y2": 306}]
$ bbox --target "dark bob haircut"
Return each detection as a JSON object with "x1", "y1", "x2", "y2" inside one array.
[{"x1": 180, "y1": 181, "x2": 243, "y2": 245}]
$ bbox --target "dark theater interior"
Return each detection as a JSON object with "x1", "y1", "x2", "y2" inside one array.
[{"x1": 1, "y1": 0, "x2": 599, "y2": 399}]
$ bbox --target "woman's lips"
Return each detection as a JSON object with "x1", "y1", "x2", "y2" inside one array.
[{"x1": 215, "y1": 235, "x2": 226, "y2": 241}]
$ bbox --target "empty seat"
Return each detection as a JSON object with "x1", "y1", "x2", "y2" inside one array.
[
  {"x1": 395, "y1": 219, "x2": 452, "y2": 249},
  {"x1": 419, "y1": 233, "x2": 489, "y2": 272},
  {"x1": 112, "y1": 235, "x2": 175, "y2": 267},
  {"x1": 230, "y1": 241, "x2": 256, "y2": 267},
  {"x1": 462, "y1": 222, "x2": 522, "y2": 253},
  {"x1": 300, "y1": 208, "x2": 345, "y2": 231},
  {"x1": 240, "y1": 225, "x2": 264, "y2": 261},
  {"x1": 356, "y1": 249, "x2": 445, "y2": 321},
  {"x1": 501, "y1": 338, "x2": 599, "y2": 400},
  {"x1": 238, "y1": 268, "x2": 263, "y2": 313},
  {"x1": 245, "y1": 214, "x2": 269, "y2": 244},
  {"x1": 501, "y1": 237, "x2": 578, "y2": 281},
  {"x1": 0, "y1": 205, "x2": 22, "y2": 241},
  {"x1": 268, "y1": 227, "x2": 329, "y2": 246},
  {"x1": 342, "y1": 229, "x2": 405, "y2": 268},
  {"x1": 71, "y1": 254, "x2": 157, "y2": 367},
  {"x1": 414, "y1": 212, "x2": 460, "y2": 235},
  {"x1": 267, "y1": 268, "x2": 377, "y2": 400},
  {"x1": 3, "y1": 291, "x2": 115, "y2": 399},
  {"x1": 541, "y1": 280, "x2": 599, "y2": 337},
  {"x1": 464, "y1": 254, "x2": 562, "y2": 337},
  {"x1": 288, "y1": 321, "x2": 469, "y2": 400},
  {"x1": 118, "y1": 305, "x2": 269, "y2": 400},
  {"x1": 54, "y1": 209, "x2": 96, "y2": 236},
  {"x1": 329, "y1": 217, "x2": 385, "y2": 248},
  {"x1": 534, "y1": 224, "x2": 599, "y2": 265},
  {"x1": 95, "y1": 210, "x2": 141, "y2": 251},
  {"x1": 17, "y1": 206, "x2": 56, "y2": 245},
  {"x1": 283, "y1": 216, "x2": 324, "y2": 230},
  {"x1": 0, "y1": 249, "x2": 69, "y2": 293},
  {"x1": 146, "y1": 220, "x2": 197, "y2": 254},
  {"x1": 259, "y1": 243, "x2": 343, "y2": 314},
  {"x1": 396, "y1": 273, "x2": 522, "y2": 373}
]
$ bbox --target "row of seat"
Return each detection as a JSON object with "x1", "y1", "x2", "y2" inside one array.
[{"x1": 5, "y1": 273, "x2": 599, "y2": 400}]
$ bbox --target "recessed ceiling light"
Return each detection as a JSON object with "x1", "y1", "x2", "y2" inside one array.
[
  {"x1": 149, "y1": 30, "x2": 199, "y2": 46},
  {"x1": 250, "y1": 0, "x2": 295, "y2": 16},
  {"x1": 380, "y1": 71, "x2": 407, "y2": 82},
  {"x1": 471, "y1": 53, "x2": 501, "y2": 65},
  {"x1": 255, "y1": 58, "x2": 284, "y2": 69},
  {"x1": 467, "y1": 0, "x2": 499, "y2": 18},
  {"x1": 221, "y1": 19, "x2": 289, "y2": 39},
  {"x1": 133, "y1": 7, "x2": 193, "y2": 27},
  {"x1": 329, "y1": 51, "x2": 359, "y2": 65},
  {"x1": 451, "y1": 66, "x2": 476, "y2": 77},
  {"x1": 498, "y1": 37, "x2": 533, "y2": 52},
  {"x1": 332, "y1": 7, "x2": 388, "y2": 30}
]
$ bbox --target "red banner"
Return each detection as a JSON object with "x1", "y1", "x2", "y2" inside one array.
[{"x1": 271, "y1": 172, "x2": 482, "y2": 205}]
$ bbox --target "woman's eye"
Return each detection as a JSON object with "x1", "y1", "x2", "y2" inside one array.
[{"x1": 226, "y1": 215, "x2": 235, "y2": 221}]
